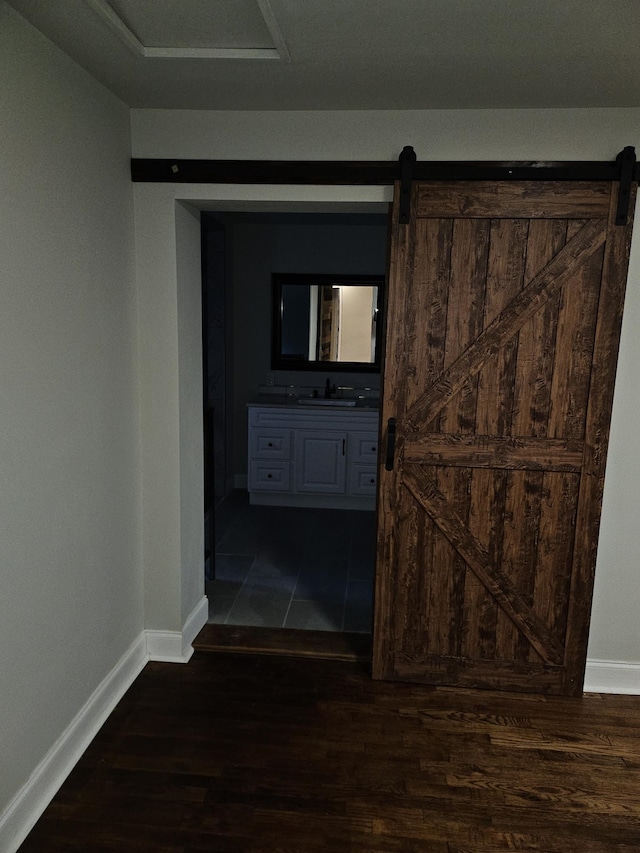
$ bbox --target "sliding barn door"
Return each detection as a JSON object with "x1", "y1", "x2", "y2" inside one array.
[{"x1": 373, "y1": 180, "x2": 635, "y2": 695}]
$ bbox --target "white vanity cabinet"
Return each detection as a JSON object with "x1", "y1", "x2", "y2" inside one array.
[{"x1": 248, "y1": 404, "x2": 380, "y2": 509}]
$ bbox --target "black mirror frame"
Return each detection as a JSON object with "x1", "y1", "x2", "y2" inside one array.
[{"x1": 271, "y1": 272, "x2": 384, "y2": 373}]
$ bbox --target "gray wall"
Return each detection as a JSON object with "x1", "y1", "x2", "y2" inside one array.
[{"x1": 0, "y1": 1, "x2": 142, "y2": 821}]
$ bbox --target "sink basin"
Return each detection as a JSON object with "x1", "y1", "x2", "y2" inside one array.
[{"x1": 297, "y1": 398, "x2": 356, "y2": 407}]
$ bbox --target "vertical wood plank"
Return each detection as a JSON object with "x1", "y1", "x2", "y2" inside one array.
[
  {"x1": 393, "y1": 488, "x2": 422, "y2": 655},
  {"x1": 512, "y1": 219, "x2": 568, "y2": 439},
  {"x1": 373, "y1": 182, "x2": 416, "y2": 680},
  {"x1": 409, "y1": 218, "x2": 453, "y2": 415},
  {"x1": 531, "y1": 471, "x2": 579, "y2": 663},
  {"x1": 426, "y1": 219, "x2": 489, "y2": 657},
  {"x1": 426, "y1": 467, "x2": 460, "y2": 655},
  {"x1": 548, "y1": 245, "x2": 605, "y2": 441},
  {"x1": 475, "y1": 219, "x2": 528, "y2": 435},
  {"x1": 562, "y1": 184, "x2": 636, "y2": 694},
  {"x1": 500, "y1": 220, "x2": 568, "y2": 662},
  {"x1": 474, "y1": 220, "x2": 527, "y2": 662},
  {"x1": 463, "y1": 467, "x2": 506, "y2": 659},
  {"x1": 439, "y1": 218, "x2": 489, "y2": 425},
  {"x1": 410, "y1": 220, "x2": 454, "y2": 654},
  {"x1": 500, "y1": 470, "x2": 544, "y2": 662}
]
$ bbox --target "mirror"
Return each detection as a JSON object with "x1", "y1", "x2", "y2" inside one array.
[{"x1": 271, "y1": 273, "x2": 384, "y2": 373}]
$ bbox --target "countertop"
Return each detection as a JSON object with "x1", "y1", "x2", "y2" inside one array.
[{"x1": 248, "y1": 394, "x2": 380, "y2": 411}]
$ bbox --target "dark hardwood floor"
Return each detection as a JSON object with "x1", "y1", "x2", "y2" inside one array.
[{"x1": 19, "y1": 647, "x2": 640, "y2": 852}]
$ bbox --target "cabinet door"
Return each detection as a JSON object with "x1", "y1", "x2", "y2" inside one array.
[{"x1": 295, "y1": 430, "x2": 347, "y2": 494}]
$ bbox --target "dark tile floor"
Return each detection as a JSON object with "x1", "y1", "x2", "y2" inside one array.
[{"x1": 206, "y1": 491, "x2": 375, "y2": 633}]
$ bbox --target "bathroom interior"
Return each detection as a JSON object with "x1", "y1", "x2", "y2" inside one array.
[{"x1": 202, "y1": 209, "x2": 389, "y2": 635}]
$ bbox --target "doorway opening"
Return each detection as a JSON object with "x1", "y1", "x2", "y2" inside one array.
[{"x1": 201, "y1": 208, "x2": 389, "y2": 642}]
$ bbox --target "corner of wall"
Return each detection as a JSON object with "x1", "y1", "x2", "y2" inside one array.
[
  {"x1": 146, "y1": 595, "x2": 209, "y2": 663},
  {"x1": 0, "y1": 594, "x2": 209, "y2": 853},
  {"x1": 0, "y1": 635, "x2": 148, "y2": 853}
]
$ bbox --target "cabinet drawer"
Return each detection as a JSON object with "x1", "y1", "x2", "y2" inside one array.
[
  {"x1": 348, "y1": 465, "x2": 377, "y2": 496},
  {"x1": 348, "y1": 432, "x2": 379, "y2": 464},
  {"x1": 249, "y1": 429, "x2": 292, "y2": 460},
  {"x1": 250, "y1": 460, "x2": 291, "y2": 491}
]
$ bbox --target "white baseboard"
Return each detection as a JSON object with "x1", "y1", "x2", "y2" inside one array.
[
  {"x1": 146, "y1": 595, "x2": 209, "y2": 663},
  {"x1": 584, "y1": 659, "x2": 640, "y2": 695},
  {"x1": 0, "y1": 596, "x2": 210, "y2": 853},
  {"x1": 0, "y1": 633, "x2": 148, "y2": 853},
  {"x1": 145, "y1": 629, "x2": 189, "y2": 662},
  {"x1": 183, "y1": 595, "x2": 209, "y2": 648}
]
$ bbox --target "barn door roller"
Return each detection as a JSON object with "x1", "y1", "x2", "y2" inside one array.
[
  {"x1": 615, "y1": 146, "x2": 636, "y2": 226},
  {"x1": 398, "y1": 146, "x2": 417, "y2": 224}
]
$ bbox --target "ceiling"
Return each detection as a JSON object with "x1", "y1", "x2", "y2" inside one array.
[{"x1": 8, "y1": 0, "x2": 640, "y2": 110}]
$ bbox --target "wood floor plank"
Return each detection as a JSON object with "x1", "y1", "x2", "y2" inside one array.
[{"x1": 18, "y1": 651, "x2": 640, "y2": 852}]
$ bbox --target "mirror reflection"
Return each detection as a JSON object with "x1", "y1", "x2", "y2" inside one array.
[{"x1": 272, "y1": 273, "x2": 384, "y2": 372}]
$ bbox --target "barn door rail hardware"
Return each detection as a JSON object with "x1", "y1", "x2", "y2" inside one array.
[
  {"x1": 398, "y1": 146, "x2": 417, "y2": 224},
  {"x1": 131, "y1": 150, "x2": 640, "y2": 186},
  {"x1": 616, "y1": 146, "x2": 636, "y2": 226}
]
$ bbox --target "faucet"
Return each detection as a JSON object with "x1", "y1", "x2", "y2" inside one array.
[{"x1": 324, "y1": 378, "x2": 336, "y2": 399}]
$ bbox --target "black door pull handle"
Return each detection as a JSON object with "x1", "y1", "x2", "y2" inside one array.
[{"x1": 385, "y1": 418, "x2": 397, "y2": 471}]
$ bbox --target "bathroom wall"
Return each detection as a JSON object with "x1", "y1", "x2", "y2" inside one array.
[{"x1": 221, "y1": 213, "x2": 389, "y2": 477}]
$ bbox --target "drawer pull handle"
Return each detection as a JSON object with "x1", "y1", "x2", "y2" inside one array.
[
  {"x1": 267, "y1": 474, "x2": 273, "y2": 479},
  {"x1": 268, "y1": 442, "x2": 273, "y2": 447},
  {"x1": 371, "y1": 446, "x2": 377, "y2": 452},
  {"x1": 370, "y1": 478, "x2": 375, "y2": 484}
]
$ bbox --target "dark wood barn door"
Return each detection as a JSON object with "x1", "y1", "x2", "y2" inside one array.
[{"x1": 373, "y1": 180, "x2": 635, "y2": 695}]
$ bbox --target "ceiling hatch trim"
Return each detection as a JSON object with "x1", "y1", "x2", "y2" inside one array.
[{"x1": 85, "y1": 0, "x2": 290, "y2": 61}]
